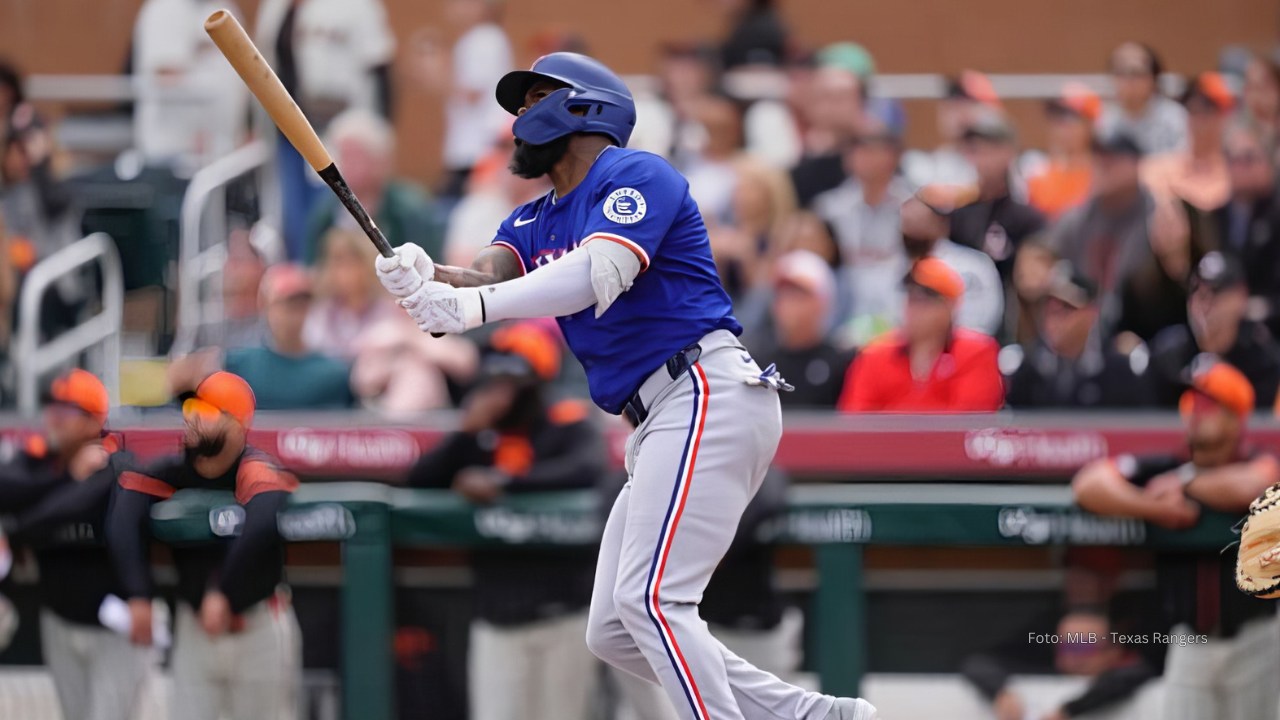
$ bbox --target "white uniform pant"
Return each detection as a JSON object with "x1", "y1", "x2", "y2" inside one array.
[
  {"x1": 614, "y1": 608, "x2": 808, "y2": 720},
  {"x1": 1163, "y1": 616, "x2": 1280, "y2": 720},
  {"x1": 171, "y1": 595, "x2": 301, "y2": 720},
  {"x1": 468, "y1": 610, "x2": 597, "y2": 720},
  {"x1": 40, "y1": 610, "x2": 150, "y2": 720},
  {"x1": 586, "y1": 330, "x2": 836, "y2": 720}
]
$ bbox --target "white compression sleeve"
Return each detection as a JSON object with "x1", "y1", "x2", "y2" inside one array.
[{"x1": 479, "y1": 249, "x2": 598, "y2": 322}]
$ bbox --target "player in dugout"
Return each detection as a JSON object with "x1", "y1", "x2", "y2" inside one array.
[
  {"x1": 106, "y1": 370, "x2": 302, "y2": 720},
  {"x1": 1072, "y1": 358, "x2": 1280, "y2": 720},
  {"x1": 375, "y1": 51, "x2": 878, "y2": 720},
  {"x1": 402, "y1": 321, "x2": 607, "y2": 720},
  {"x1": 0, "y1": 369, "x2": 150, "y2": 720}
]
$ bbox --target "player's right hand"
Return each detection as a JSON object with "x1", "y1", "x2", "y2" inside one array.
[
  {"x1": 375, "y1": 243, "x2": 436, "y2": 299},
  {"x1": 128, "y1": 598, "x2": 153, "y2": 646}
]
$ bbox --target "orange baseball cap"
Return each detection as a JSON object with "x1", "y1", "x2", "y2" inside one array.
[
  {"x1": 49, "y1": 369, "x2": 109, "y2": 422},
  {"x1": 489, "y1": 323, "x2": 561, "y2": 381},
  {"x1": 184, "y1": 371, "x2": 256, "y2": 428},
  {"x1": 1047, "y1": 81, "x2": 1102, "y2": 123},
  {"x1": 1180, "y1": 359, "x2": 1254, "y2": 419},
  {"x1": 1182, "y1": 71, "x2": 1235, "y2": 112},
  {"x1": 904, "y1": 257, "x2": 964, "y2": 302}
]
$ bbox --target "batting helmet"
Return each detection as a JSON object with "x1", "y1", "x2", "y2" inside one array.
[{"x1": 495, "y1": 53, "x2": 636, "y2": 147}]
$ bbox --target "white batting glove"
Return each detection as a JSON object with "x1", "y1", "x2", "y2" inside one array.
[
  {"x1": 375, "y1": 243, "x2": 436, "y2": 299},
  {"x1": 399, "y1": 280, "x2": 484, "y2": 334}
]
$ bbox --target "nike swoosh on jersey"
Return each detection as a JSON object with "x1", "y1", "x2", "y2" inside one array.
[{"x1": 513, "y1": 215, "x2": 538, "y2": 227}]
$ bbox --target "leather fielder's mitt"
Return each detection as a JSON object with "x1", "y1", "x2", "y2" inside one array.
[{"x1": 1236, "y1": 483, "x2": 1280, "y2": 598}]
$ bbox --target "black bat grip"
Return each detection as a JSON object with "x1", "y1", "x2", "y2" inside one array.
[{"x1": 317, "y1": 163, "x2": 394, "y2": 258}]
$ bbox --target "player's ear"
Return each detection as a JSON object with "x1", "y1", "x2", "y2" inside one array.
[{"x1": 517, "y1": 107, "x2": 527, "y2": 117}]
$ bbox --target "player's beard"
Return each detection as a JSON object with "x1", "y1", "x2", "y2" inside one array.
[
  {"x1": 510, "y1": 135, "x2": 572, "y2": 179},
  {"x1": 184, "y1": 431, "x2": 228, "y2": 459}
]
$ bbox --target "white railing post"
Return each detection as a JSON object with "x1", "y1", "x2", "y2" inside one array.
[
  {"x1": 171, "y1": 139, "x2": 271, "y2": 357},
  {"x1": 15, "y1": 234, "x2": 124, "y2": 416}
]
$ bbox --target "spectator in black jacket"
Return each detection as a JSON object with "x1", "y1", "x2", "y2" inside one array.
[
  {"x1": 743, "y1": 250, "x2": 853, "y2": 408},
  {"x1": 1005, "y1": 263, "x2": 1154, "y2": 409},
  {"x1": 107, "y1": 371, "x2": 301, "y2": 720},
  {"x1": 952, "y1": 110, "x2": 1047, "y2": 288},
  {"x1": 1149, "y1": 252, "x2": 1280, "y2": 407},
  {"x1": 0, "y1": 369, "x2": 149, "y2": 720},
  {"x1": 1198, "y1": 121, "x2": 1280, "y2": 336},
  {"x1": 403, "y1": 322, "x2": 606, "y2": 720}
]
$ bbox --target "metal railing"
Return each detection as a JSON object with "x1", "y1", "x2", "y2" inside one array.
[
  {"x1": 14, "y1": 233, "x2": 124, "y2": 415},
  {"x1": 171, "y1": 139, "x2": 272, "y2": 357}
]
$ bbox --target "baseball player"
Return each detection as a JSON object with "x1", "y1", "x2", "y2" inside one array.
[
  {"x1": 106, "y1": 371, "x2": 301, "y2": 720},
  {"x1": 375, "y1": 52, "x2": 878, "y2": 720},
  {"x1": 0, "y1": 369, "x2": 149, "y2": 720}
]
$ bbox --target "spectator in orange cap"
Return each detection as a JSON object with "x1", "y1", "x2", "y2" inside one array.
[
  {"x1": 1028, "y1": 82, "x2": 1102, "y2": 219},
  {"x1": 899, "y1": 189, "x2": 1005, "y2": 338},
  {"x1": 1073, "y1": 358, "x2": 1280, "y2": 720},
  {"x1": 0, "y1": 368, "x2": 150, "y2": 720},
  {"x1": 400, "y1": 322, "x2": 606, "y2": 720},
  {"x1": 1099, "y1": 42, "x2": 1188, "y2": 155},
  {"x1": 838, "y1": 258, "x2": 1003, "y2": 412},
  {"x1": 108, "y1": 369, "x2": 302, "y2": 720},
  {"x1": 1141, "y1": 72, "x2": 1234, "y2": 211}
]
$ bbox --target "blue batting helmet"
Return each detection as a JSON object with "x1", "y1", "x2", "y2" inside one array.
[{"x1": 495, "y1": 53, "x2": 636, "y2": 147}]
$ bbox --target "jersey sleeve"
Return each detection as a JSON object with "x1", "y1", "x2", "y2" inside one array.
[
  {"x1": 491, "y1": 207, "x2": 533, "y2": 276},
  {"x1": 578, "y1": 153, "x2": 688, "y2": 271}
]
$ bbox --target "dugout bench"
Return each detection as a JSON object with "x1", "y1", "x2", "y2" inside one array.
[{"x1": 147, "y1": 481, "x2": 1241, "y2": 720}]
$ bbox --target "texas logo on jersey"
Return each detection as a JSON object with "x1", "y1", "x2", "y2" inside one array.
[{"x1": 490, "y1": 147, "x2": 741, "y2": 414}]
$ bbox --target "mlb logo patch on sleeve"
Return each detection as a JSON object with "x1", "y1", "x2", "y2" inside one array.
[{"x1": 604, "y1": 187, "x2": 647, "y2": 224}]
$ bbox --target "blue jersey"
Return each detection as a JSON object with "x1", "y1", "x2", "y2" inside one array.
[{"x1": 491, "y1": 147, "x2": 741, "y2": 414}]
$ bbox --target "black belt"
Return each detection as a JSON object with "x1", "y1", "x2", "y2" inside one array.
[{"x1": 623, "y1": 342, "x2": 703, "y2": 426}]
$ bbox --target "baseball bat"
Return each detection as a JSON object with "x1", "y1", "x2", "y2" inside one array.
[{"x1": 204, "y1": 9, "x2": 394, "y2": 259}]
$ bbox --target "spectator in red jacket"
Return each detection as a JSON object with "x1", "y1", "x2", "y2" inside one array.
[{"x1": 838, "y1": 257, "x2": 1004, "y2": 412}]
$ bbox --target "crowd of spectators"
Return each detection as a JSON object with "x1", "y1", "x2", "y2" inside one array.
[{"x1": 1, "y1": 0, "x2": 1280, "y2": 423}]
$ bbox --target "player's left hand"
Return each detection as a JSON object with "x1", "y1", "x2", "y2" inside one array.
[
  {"x1": 399, "y1": 280, "x2": 483, "y2": 334},
  {"x1": 375, "y1": 243, "x2": 436, "y2": 299},
  {"x1": 199, "y1": 590, "x2": 232, "y2": 637}
]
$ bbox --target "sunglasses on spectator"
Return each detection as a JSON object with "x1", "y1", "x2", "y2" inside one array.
[{"x1": 182, "y1": 398, "x2": 226, "y2": 425}]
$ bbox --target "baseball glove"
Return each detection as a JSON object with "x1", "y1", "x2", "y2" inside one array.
[{"x1": 1235, "y1": 482, "x2": 1280, "y2": 598}]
